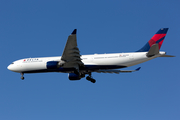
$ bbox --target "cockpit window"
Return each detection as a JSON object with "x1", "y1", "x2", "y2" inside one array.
[{"x1": 11, "y1": 63, "x2": 14, "y2": 64}]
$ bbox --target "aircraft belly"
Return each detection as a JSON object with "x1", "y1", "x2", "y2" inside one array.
[{"x1": 123, "y1": 52, "x2": 155, "y2": 67}]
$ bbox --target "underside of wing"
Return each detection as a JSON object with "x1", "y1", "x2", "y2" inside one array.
[{"x1": 95, "y1": 67, "x2": 141, "y2": 74}]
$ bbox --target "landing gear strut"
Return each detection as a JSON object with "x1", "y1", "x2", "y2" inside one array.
[
  {"x1": 86, "y1": 73, "x2": 96, "y2": 83},
  {"x1": 21, "y1": 73, "x2": 24, "y2": 80}
]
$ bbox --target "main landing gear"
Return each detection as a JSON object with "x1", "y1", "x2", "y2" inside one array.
[
  {"x1": 86, "y1": 73, "x2": 96, "y2": 83},
  {"x1": 21, "y1": 73, "x2": 24, "y2": 80}
]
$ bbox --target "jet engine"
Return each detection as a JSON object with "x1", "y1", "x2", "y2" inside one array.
[
  {"x1": 46, "y1": 61, "x2": 59, "y2": 69},
  {"x1": 46, "y1": 60, "x2": 66, "y2": 69},
  {"x1": 68, "y1": 73, "x2": 81, "y2": 80}
]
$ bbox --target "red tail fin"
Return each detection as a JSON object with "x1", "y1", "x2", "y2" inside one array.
[{"x1": 137, "y1": 28, "x2": 169, "y2": 52}]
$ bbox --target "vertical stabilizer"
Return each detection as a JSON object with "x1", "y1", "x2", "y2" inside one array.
[{"x1": 137, "y1": 28, "x2": 169, "y2": 52}]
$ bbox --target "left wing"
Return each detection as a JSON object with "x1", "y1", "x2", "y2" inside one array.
[
  {"x1": 95, "y1": 67, "x2": 141, "y2": 74},
  {"x1": 59, "y1": 29, "x2": 84, "y2": 70}
]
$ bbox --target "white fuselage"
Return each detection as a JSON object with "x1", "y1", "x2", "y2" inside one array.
[{"x1": 7, "y1": 51, "x2": 166, "y2": 73}]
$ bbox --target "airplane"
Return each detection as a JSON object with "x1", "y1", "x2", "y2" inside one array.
[{"x1": 7, "y1": 28, "x2": 174, "y2": 83}]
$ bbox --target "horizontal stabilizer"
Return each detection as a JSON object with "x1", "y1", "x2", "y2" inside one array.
[
  {"x1": 146, "y1": 44, "x2": 159, "y2": 57},
  {"x1": 160, "y1": 54, "x2": 175, "y2": 57},
  {"x1": 96, "y1": 67, "x2": 141, "y2": 74}
]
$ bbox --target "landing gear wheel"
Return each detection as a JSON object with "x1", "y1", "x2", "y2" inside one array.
[
  {"x1": 21, "y1": 77, "x2": 24, "y2": 80},
  {"x1": 91, "y1": 79, "x2": 96, "y2": 83},
  {"x1": 20, "y1": 73, "x2": 24, "y2": 80},
  {"x1": 86, "y1": 76, "x2": 96, "y2": 83}
]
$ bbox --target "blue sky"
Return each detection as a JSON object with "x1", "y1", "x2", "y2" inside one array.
[{"x1": 0, "y1": 0, "x2": 179, "y2": 120}]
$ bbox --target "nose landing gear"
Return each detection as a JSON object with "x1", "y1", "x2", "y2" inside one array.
[
  {"x1": 86, "y1": 73, "x2": 96, "y2": 83},
  {"x1": 21, "y1": 73, "x2": 24, "y2": 80}
]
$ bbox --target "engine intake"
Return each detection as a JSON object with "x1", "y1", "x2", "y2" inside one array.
[{"x1": 46, "y1": 61, "x2": 58, "y2": 69}]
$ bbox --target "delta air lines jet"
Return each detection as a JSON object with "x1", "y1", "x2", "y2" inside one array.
[{"x1": 7, "y1": 28, "x2": 174, "y2": 83}]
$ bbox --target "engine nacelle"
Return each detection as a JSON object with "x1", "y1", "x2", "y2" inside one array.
[
  {"x1": 68, "y1": 73, "x2": 81, "y2": 80},
  {"x1": 46, "y1": 61, "x2": 59, "y2": 69}
]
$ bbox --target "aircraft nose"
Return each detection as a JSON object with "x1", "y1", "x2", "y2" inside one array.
[
  {"x1": 7, "y1": 64, "x2": 17, "y2": 72},
  {"x1": 7, "y1": 64, "x2": 13, "y2": 71}
]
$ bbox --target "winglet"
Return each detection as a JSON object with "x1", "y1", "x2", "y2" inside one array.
[
  {"x1": 136, "y1": 67, "x2": 141, "y2": 71},
  {"x1": 71, "y1": 29, "x2": 77, "y2": 34}
]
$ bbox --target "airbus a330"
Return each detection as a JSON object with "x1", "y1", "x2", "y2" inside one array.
[{"x1": 7, "y1": 28, "x2": 174, "y2": 83}]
